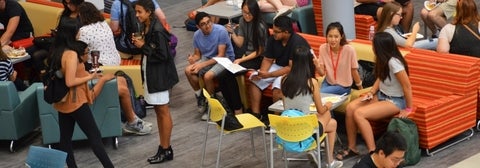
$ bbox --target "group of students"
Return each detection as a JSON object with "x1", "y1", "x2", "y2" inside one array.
[{"x1": 1, "y1": 0, "x2": 179, "y2": 167}]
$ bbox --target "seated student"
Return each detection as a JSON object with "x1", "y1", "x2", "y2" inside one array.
[
  {"x1": 282, "y1": 46, "x2": 343, "y2": 168},
  {"x1": 437, "y1": 0, "x2": 480, "y2": 57},
  {"x1": 184, "y1": 12, "x2": 235, "y2": 120},
  {"x1": 0, "y1": 0, "x2": 33, "y2": 47},
  {"x1": 355, "y1": 0, "x2": 413, "y2": 32},
  {"x1": 0, "y1": 49, "x2": 27, "y2": 91},
  {"x1": 376, "y1": 2, "x2": 437, "y2": 50},
  {"x1": 248, "y1": 15, "x2": 309, "y2": 121},
  {"x1": 314, "y1": 22, "x2": 362, "y2": 95},
  {"x1": 420, "y1": 0, "x2": 457, "y2": 39},
  {"x1": 337, "y1": 32, "x2": 413, "y2": 161},
  {"x1": 353, "y1": 131, "x2": 407, "y2": 168}
]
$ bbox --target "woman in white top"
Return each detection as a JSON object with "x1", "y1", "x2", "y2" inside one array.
[
  {"x1": 376, "y1": 2, "x2": 437, "y2": 50},
  {"x1": 77, "y1": 2, "x2": 120, "y2": 66}
]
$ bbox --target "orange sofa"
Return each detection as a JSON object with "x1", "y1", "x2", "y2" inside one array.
[{"x1": 406, "y1": 49, "x2": 479, "y2": 155}]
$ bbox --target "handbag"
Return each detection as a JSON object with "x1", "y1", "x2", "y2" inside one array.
[
  {"x1": 33, "y1": 36, "x2": 54, "y2": 50},
  {"x1": 43, "y1": 70, "x2": 69, "y2": 104},
  {"x1": 214, "y1": 95, "x2": 243, "y2": 131}
]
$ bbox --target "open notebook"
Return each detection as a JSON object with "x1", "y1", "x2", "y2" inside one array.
[{"x1": 213, "y1": 57, "x2": 247, "y2": 74}]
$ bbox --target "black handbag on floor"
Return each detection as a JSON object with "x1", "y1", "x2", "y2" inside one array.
[{"x1": 214, "y1": 95, "x2": 243, "y2": 131}]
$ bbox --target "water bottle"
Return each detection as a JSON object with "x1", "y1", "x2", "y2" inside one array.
[{"x1": 368, "y1": 25, "x2": 375, "y2": 41}]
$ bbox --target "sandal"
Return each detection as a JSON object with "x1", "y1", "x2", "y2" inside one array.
[{"x1": 335, "y1": 148, "x2": 359, "y2": 161}]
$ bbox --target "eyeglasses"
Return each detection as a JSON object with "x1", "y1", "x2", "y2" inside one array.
[
  {"x1": 389, "y1": 156, "x2": 405, "y2": 165},
  {"x1": 199, "y1": 20, "x2": 212, "y2": 27},
  {"x1": 394, "y1": 13, "x2": 403, "y2": 18},
  {"x1": 242, "y1": 11, "x2": 252, "y2": 17}
]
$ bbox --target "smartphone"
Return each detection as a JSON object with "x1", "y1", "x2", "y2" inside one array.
[
  {"x1": 361, "y1": 94, "x2": 373, "y2": 102},
  {"x1": 89, "y1": 69, "x2": 103, "y2": 73}
]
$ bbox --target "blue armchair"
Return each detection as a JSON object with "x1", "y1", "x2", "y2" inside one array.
[
  {"x1": 35, "y1": 79, "x2": 122, "y2": 148},
  {"x1": 0, "y1": 81, "x2": 42, "y2": 152}
]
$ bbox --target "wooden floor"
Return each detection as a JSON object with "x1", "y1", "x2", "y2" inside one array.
[{"x1": 2, "y1": 0, "x2": 480, "y2": 167}]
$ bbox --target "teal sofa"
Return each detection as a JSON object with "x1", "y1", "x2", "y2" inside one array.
[
  {"x1": 0, "y1": 82, "x2": 42, "y2": 152},
  {"x1": 35, "y1": 79, "x2": 122, "y2": 148}
]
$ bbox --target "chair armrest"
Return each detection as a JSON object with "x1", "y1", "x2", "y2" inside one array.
[{"x1": 291, "y1": 4, "x2": 316, "y2": 35}]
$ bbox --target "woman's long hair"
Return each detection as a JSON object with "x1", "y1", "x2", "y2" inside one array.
[
  {"x1": 242, "y1": 0, "x2": 267, "y2": 54},
  {"x1": 61, "y1": 0, "x2": 84, "y2": 17},
  {"x1": 49, "y1": 19, "x2": 79, "y2": 70},
  {"x1": 376, "y1": 2, "x2": 402, "y2": 32},
  {"x1": 372, "y1": 32, "x2": 409, "y2": 82},
  {"x1": 452, "y1": 0, "x2": 480, "y2": 26},
  {"x1": 282, "y1": 46, "x2": 316, "y2": 98},
  {"x1": 78, "y1": 2, "x2": 105, "y2": 26},
  {"x1": 325, "y1": 22, "x2": 348, "y2": 46}
]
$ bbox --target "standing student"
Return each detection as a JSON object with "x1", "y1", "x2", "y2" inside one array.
[
  {"x1": 315, "y1": 22, "x2": 362, "y2": 95},
  {"x1": 282, "y1": 46, "x2": 343, "y2": 168},
  {"x1": 337, "y1": 32, "x2": 413, "y2": 160},
  {"x1": 51, "y1": 20, "x2": 114, "y2": 168},
  {"x1": 132, "y1": 0, "x2": 179, "y2": 164}
]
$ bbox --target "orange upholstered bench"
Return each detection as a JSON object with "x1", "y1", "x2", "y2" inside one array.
[{"x1": 405, "y1": 49, "x2": 480, "y2": 154}]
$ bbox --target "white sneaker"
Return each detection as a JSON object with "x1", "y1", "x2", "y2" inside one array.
[
  {"x1": 201, "y1": 112, "x2": 208, "y2": 121},
  {"x1": 123, "y1": 120, "x2": 152, "y2": 135},
  {"x1": 328, "y1": 160, "x2": 343, "y2": 168}
]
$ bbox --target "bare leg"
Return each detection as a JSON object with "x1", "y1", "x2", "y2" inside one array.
[
  {"x1": 421, "y1": 8, "x2": 437, "y2": 35},
  {"x1": 428, "y1": 7, "x2": 447, "y2": 31},
  {"x1": 272, "y1": 88, "x2": 283, "y2": 102},
  {"x1": 203, "y1": 71, "x2": 216, "y2": 95},
  {"x1": 117, "y1": 76, "x2": 136, "y2": 122},
  {"x1": 400, "y1": 2, "x2": 414, "y2": 32},
  {"x1": 249, "y1": 83, "x2": 263, "y2": 114},
  {"x1": 185, "y1": 65, "x2": 200, "y2": 91},
  {"x1": 154, "y1": 104, "x2": 172, "y2": 148}
]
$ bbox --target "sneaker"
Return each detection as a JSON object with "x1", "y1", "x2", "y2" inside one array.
[
  {"x1": 307, "y1": 150, "x2": 319, "y2": 167},
  {"x1": 196, "y1": 94, "x2": 206, "y2": 113},
  {"x1": 123, "y1": 120, "x2": 152, "y2": 135},
  {"x1": 138, "y1": 118, "x2": 153, "y2": 128},
  {"x1": 327, "y1": 160, "x2": 344, "y2": 168},
  {"x1": 273, "y1": 7, "x2": 293, "y2": 20},
  {"x1": 201, "y1": 112, "x2": 208, "y2": 121}
]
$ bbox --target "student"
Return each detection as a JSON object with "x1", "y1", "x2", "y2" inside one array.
[
  {"x1": 78, "y1": 1, "x2": 152, "y2": 135},
  {"x1": 282, "y1": 46, "x2": 343, "y2": 168},
  {"x1": 0, "y1": 0, "x2": 34, "y2": 47},
  {"x1": 337, "y1": 32, "x2": 413, "y2": 160},
  {"x1": 0, "y1": 49, "x2": 26, "y2": 91},
  {"x1": 354, "y1": 0, "x2": 413, "y2": 32},
  {"x1": 353, "y1": 131, "x2": 407, "y2": 168},
  {"x1": 132, "y1": 0, "x2": 179, "y2": 164},
  {"x1": 420, "y1": 0, "x2": 458, "y2": 38},
  {"x1": 248, "y1": 15, "x2": 309, "y2": 121},
  {"x1": 315, "y1": 22, "x2": 362, "y2": 95},
  {"x1": 184, "y1": 12, "x2": 235, "y2": 120},
  {"x1": 376, "y1": 2, "x2": 437, "y2": 50},
  {"x1": 437, "y1": 0, "x2": 480, "y2": 57},
  {"x1": 50, "y1": 20, "x2": 114, "y2": 168}
]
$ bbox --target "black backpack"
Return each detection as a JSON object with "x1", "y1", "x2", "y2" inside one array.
[
  {"x1": 114, "y1": 70, "x2": 147, "y2": 121},
  {"x1": 115, "y1": 0, "x2": 142, "y2": 55}
]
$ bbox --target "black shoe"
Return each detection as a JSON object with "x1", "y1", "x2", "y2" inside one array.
[{"x1": 147, "y1": 146, "x2": 174, "y2": 164}]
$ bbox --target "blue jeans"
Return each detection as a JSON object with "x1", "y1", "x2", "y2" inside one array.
[
  {"x1": 377, "y1": 91, "x2": 406, "y2": 109},
  {"x1": 321, "y1": 80, "x2": 351, "y2": 95}
]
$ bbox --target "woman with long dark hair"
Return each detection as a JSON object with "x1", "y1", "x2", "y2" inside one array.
[
  {"x1": 50, "y1": 19, "x2": 115, "y2": 167},
  {"x1": 282, "y1": 46, "x2": 343, "y2": 168},
  {"x1": 132, "y1": 0, "x2": 179, "y2": 164},
  {"x1": 337, "y1": 32, "x2": 413, "y2": 161}
]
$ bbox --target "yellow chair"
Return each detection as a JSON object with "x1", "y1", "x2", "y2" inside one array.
[
  {"x1": 268, "y1": 114, "x2": 328, "y2": 168},
  {"x1": 201, "y1": 89, "x2": 269, "y2": 168}
]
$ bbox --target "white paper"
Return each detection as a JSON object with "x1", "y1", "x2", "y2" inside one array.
[{"x1": 213, "y1": 57, "x2": 247, "y2": 74}]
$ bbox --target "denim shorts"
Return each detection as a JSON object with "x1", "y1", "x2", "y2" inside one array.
[{"x1": 377, "y1": 91, "x2": 406, "y2": 110}]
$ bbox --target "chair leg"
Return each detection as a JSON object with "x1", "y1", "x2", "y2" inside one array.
[
  {"x1": 201, "y1": 124, "x2": 210, "y2": 167},
  {"x1": 250, "y1": 129, "x2": 256, "y2": 156},
  {"x1": 216, "y1": 131, "x2": 224, "y2": 168},
  {"x1": 261, "y1": 127, "x2": 269, "y2": 168},
  {"x1": 318, "y1": 133, "x2": 324, "y2": 168},
  {"x1": 283, "y1": 149, "x2": 288, "y2": 168},
  {"x1": 270, "y1": 128, "x2": 274, "y2": 168}
]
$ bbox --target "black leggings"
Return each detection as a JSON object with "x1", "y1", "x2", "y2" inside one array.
[{"x1": 58, "y1": 104, "x2": 114, "y2": 168}]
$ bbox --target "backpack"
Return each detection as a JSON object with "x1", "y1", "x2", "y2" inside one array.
[
  {"x1": 184, "y1": 18, "x2": 198, "y2": 32},
  {"x1": 115, "y1": 0, "x2": 142, "y2": 55},
  {"x1": 114, "y1": 70, "x2": 147, "y2": 121},
  {"x1": 275, "y1": 109, "x2": 315, "y2": 153},
  {"x1": 352, "y1": 60, "x2": 376, "y2": 89},
  {"x1": 387, "y1": 118, "x2": 421, "y2": 166}
]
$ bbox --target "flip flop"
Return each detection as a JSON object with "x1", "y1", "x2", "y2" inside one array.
[{"x1": 335, "y1": 148, "x2": 359, "y2": 161}]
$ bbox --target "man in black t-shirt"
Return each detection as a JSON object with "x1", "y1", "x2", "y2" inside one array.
[
  {"x1": 353, "y1": 131, "x2": 407, "y2": 168},
  {"x1": 0, "y1": 0, "x2": 34, "y2": 47},
  {"x1": 248, "y1": 15, "x2": 310, "y2": 120}
]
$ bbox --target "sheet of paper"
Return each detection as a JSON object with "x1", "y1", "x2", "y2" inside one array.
[{"x1": 213, "y1": 57, "x2": 247, "y2": 74}]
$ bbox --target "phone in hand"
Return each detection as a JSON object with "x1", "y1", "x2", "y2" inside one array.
[
  {"x1": 89, "y1": 68, "x2": 103, "y2": 74},
  {"x1": 361, "y1": 94, "x2": 373, "y2": 102}
]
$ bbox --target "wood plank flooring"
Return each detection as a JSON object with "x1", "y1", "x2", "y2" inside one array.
[{"x1": 1, "y1": 0, "x2": 480, "y2": 167}]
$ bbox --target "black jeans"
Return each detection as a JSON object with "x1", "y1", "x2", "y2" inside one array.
[
  {"x1": 58, "y1": 104, "x2": 114, "y2": 168},
  {"x1": 218, "y1": 71, "x2": 243, "y2": 111}
]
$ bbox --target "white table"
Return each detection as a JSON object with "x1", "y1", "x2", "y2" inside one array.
[
  {"x1": 268, "y1": 93, "x2": 348, "y2": 113},
  {"x1": 197, "y1": 1, "x2": 242, "y2": 23},
  {"x1": 11, "y1": 54, "x2": 31, "y2": 64}
]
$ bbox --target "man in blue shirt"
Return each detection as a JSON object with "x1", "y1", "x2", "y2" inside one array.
[{"x1": 185, "y1": 12, "x2": 235, "y2": 120}]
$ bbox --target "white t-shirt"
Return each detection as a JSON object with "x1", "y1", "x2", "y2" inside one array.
[
  {"x1": 379, "y1": 57, "x2": 405, "y2": 97},
  {"x1": 439, "y1": 22, "x2": 480, "y2": 42},
  {"x1": 78, "y1": 21, "x2": 121, "y2": 66}
]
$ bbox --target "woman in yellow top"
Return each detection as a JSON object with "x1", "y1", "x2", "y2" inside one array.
[{"x1": 50, "y1": 19, "x2": 115, "y2": 168}]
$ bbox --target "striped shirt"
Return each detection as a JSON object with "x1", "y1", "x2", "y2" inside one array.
[{"x1": 0, "y1": 59, "x2": 13, "y2": 81}]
